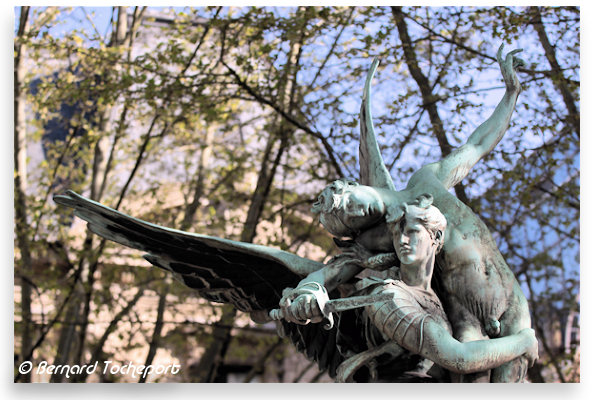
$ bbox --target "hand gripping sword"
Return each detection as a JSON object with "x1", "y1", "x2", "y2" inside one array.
[{"x1": 269, "y1": 291, "x2": 394, "y2": 330}]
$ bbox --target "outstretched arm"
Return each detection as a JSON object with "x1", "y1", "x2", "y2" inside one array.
[
  {"x1": 433, "y1": 44, "x2": 525, "y2": 190},
  {"x1": 278, "y1": 253, "x2": 363, "y2": 324}
]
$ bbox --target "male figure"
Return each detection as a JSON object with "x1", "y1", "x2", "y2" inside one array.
[
  {"x1": 331, "y1": 195, "x2": 537, "y2": 382},
  {"x1": 280, "y1": 46, "x2": 530, "y2": 382}
]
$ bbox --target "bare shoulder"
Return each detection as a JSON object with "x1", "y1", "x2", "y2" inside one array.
[{"x1": 407, "y1": 162, "x2": 446, "y2": 194}]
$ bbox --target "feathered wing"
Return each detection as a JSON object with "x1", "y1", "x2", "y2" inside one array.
[
  {"x1": 280, "y1": 313, "x2": 346, "y2": 378},
  {"x1": 54, "y1": 190, "x2": 324, "y2": 311},
  {"x1": 359, "y1": 58, "x2": 396, "y2": 191},
  {"x1": 53, "y1": 190, "x2": 352, "y2": 377}
]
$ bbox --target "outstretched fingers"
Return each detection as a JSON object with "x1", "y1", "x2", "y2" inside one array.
[
  {"x1": 497, "y1": 44, "x2": 524, "y2": 67},
  {"x1": 496, "y1": 43, "x2": 505, "y2": 63},
  {"x1": 507, "y1": 48, "x2": 524, "y2": 57},
  {"x1": 505, "y1": 48, "x2": 523, "y2": 67},
  {"x1": 497, "y1": 45, "x2": 525, "y2": 92}
]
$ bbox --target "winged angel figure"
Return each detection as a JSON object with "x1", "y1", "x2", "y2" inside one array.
[{"x1": 55, "y1": 45, "x2": 537, "y2": 383}]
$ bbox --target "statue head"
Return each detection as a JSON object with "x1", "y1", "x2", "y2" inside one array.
[
  {"x1": 312, "y1": 179, "x2": 385, "y2": 238},
  {"x1": 386, "y1": 194, "x2": 447, "y2": 265}
]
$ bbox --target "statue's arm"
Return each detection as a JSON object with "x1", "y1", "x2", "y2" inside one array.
[
  {"x1": 278, "y1": 255, "x2": 363, "y2": 324},
  {"x1": 432, "y1": 45, "x2": 525, "y2": 190},
  {"x1": 417, "y1": 321, "x2": 538, "y2": 374},
  {"x1": 295, "y1": 256, "x2": 363, "y2": 292}
]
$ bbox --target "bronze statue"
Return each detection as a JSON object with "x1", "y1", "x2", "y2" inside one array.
[
  {"x1": 54, "y1": 45, "x2": 536, "y2": 382},
  {"x1": 280, "y1": 45, "x2": 531, "y2": 382}
]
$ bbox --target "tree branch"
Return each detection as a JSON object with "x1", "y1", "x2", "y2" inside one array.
[
  {"x1": 220, "y1": 59, "x2": 343, "y2": 177},
  {"x1": 391, "y1": 6, "x2": 470, "y2": 205},
  {"x1": 242, "y1": 338, "x2": 283, "y2": 382},
  {"x1": 528, "y1": 6, "x2": 579, "y2": 138},
  {"x1": 138, "y1": 287, "x2": 167, "y2": 383},
  {"x1": 74, "y1": 288, "x2": 145, "y2": 382}
]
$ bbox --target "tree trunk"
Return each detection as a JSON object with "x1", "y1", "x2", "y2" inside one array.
[
  {"x1": 14, "y1": 6, "x2": 33, "y2": 383},
  {"x1": 390, "y1": 6, "x2": 469, "y2": 205},
  {"x1": 49, "y1": 300, "x2": 82, "y2": 382},
  {"x1": 71, "y1": 289, "x2": 145, "y2": 382},
  {"x1": 68, "y1": 6, "x2": 134, "y2": 372},
  {"x1": 193, "y1": 9, "x2": 308, "y2": 381},
  {"x1": 90, "y1": 6, "x2": 128, "y2": 201},
  {"x1": 243, "y1": 338, "x2": 283, "y2": 382},
  {"x1": 138, "y1": 288, "x2": 167, "y2": 383},
  {"x1": 182, "y1": 127, "x2": 215, "y2": 229},
  {"x1": 189, "y1": 305, "x2": 237, "y2": 382},
  {"x1": 139, "y1": 126, "x2": 214, "y2": 380},
  {"x1": 528, "y1": 6, "x2": 579, "y2": 138}
]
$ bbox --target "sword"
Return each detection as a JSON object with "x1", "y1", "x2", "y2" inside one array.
[{"x1": 269, "y1": 292, "x2": 394, "y2": 330}]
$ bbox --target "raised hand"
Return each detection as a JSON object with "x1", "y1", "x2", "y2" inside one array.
[
  {"x1": 497, "y1": 43, "x2": 525, "y2": 94},
  {"x1": 339, "y1": 241, "x2": 374, "y2": 266},
  {"x1": 334, "y1": 242, "x2": 397, "y2": 271}
]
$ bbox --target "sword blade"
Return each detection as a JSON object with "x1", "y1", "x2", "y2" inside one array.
[
  {"x1": 269, "y1": 292, "x2": 394, "y2": 321},
  {"x1": 322, "y1": 292, "x2": 394, "y2": 314}
]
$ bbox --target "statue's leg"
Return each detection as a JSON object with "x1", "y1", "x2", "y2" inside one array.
[{"x1": 491, "y1": 283, "x2": 532, "y2": 383}]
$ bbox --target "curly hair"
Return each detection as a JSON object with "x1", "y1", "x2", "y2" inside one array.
[
  {"x1": 311, "y1": 179, "x2": 361, "y2": 237},
  {"x1": 386, "y1": 193, "x2": 447, "y2": 252},
  {"x1": 311, "y1": 179, "x2": 359, "y2": 214}
]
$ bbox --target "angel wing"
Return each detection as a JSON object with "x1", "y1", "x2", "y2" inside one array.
[
  {"x1": 53, "y1": 190, "x2": 355, "y2": 378},
  {"x1": 53, "y1": 190, "x2": 325, "y2": 312},
  {"x1": 359, "y1": 58, "x2": 396, "y2": 191}
]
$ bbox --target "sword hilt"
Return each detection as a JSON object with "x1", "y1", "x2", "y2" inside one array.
[{"x1": 269, "y1": 283, "x2": 335, "y2": 329}]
